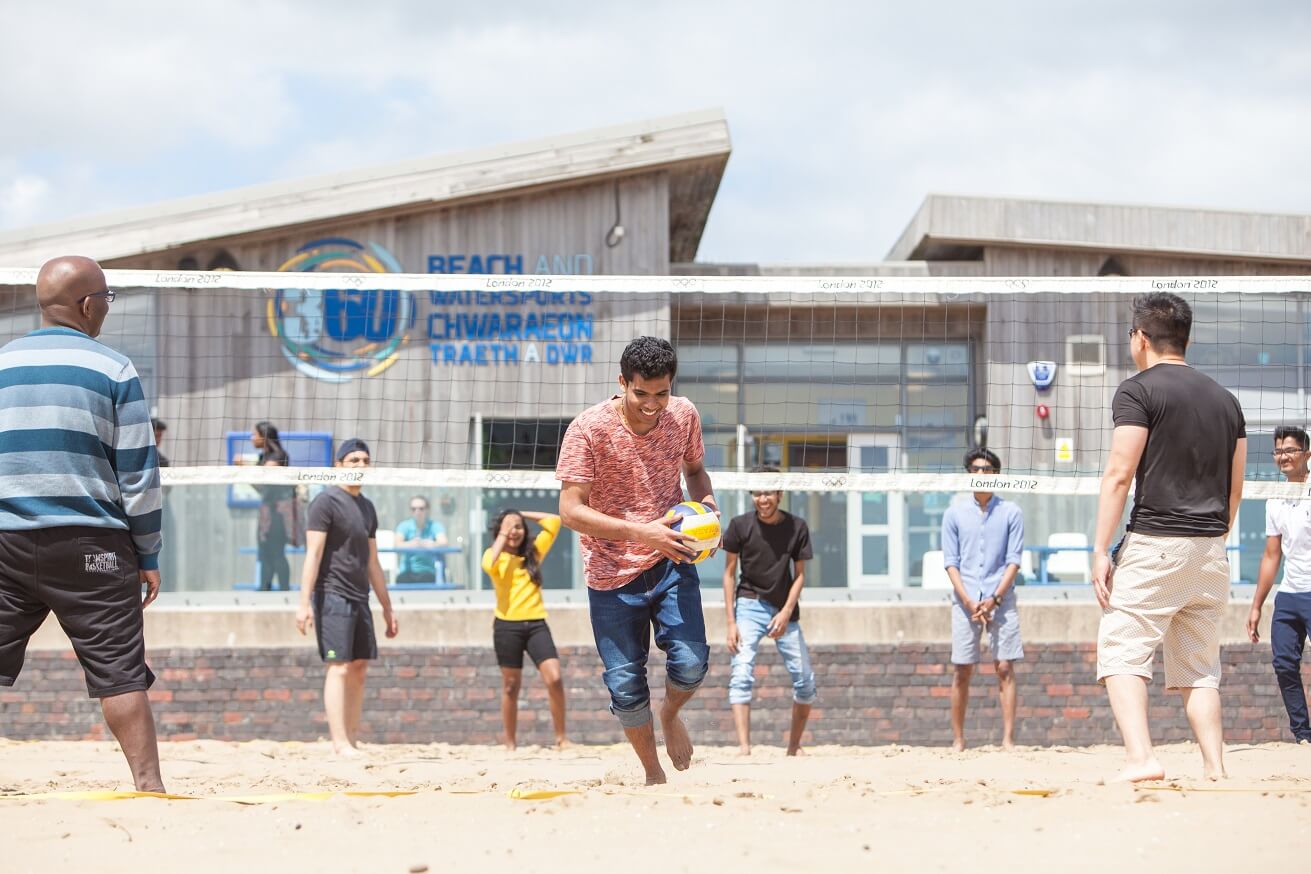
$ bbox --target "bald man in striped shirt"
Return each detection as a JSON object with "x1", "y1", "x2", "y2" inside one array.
[{"x1": 0, "y1": 256, "x2": 165, "y2": 792}]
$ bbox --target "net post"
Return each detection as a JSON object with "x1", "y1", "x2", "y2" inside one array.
[
  {"x1": 735, "y1": 424, "x2": 749, "y2": 518},
  {"x1": 469, "y1": 413, "x2": 484, "y2": 592}
]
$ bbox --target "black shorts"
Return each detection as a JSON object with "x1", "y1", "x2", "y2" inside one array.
[
  {"x1": 0, "y1": 526, "x2": 154, "y2": 698},
  {"x1": 313, "y1": 591, "x2": 378, "y2": 662},
  {"x1": 492, "y1": 618, "x2": 558, "y2": 669}
]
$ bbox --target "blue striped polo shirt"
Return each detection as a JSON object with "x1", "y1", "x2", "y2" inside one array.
[{"x1": 0, "y1": 327, "x2": 162, "y2": 570}]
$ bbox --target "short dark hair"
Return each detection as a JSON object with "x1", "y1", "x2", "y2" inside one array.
[
  {"x1": 620, "y1": 336, "x2": 678, "y2": 382},
  {"x1": 1274, "y1": 425, "x2": 1309, "y2": 452},
  {"x1": 750, "y1": 465, "x2": 782, "y2": 495},
  {"x1": 1131, "y1": 292, "x2": 1191, "y2": 356},
  {"x1": 151, "y1": 418, "x2": 166, "y2": 432},
  {"x1": 964, "y1": 447, "x2": 1002, "y2": 472}
]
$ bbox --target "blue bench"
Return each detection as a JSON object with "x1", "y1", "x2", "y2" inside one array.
[{"x1": 235, "y1": 546, "x2": 462, "y2": 590}]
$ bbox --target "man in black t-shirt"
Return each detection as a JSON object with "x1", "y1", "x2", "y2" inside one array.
[
  {"x1": 721, "y1": 466, "x2": 816, "y2": 755},
  {"x1": 1093, "y1": 292, "x2": 1246, "y2": 783},
  {"x1": 295, "y1": 439, "x2": 399, "y2": 757}
]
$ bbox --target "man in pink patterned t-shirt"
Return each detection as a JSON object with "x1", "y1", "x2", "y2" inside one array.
[{"x1": 557, "y1": 336, "x2": 716, "y2": 785}]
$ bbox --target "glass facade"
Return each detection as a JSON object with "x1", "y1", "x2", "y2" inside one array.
[
  {"x1": 100, "y1": 291, "x2": 1311, "y2": 593},
  {"x1": 676, "y1": 338, "x2": 974, "y2": 588},
  {"x1": 1190, "y1": 293, "x2": 1311, "y2": 585}
]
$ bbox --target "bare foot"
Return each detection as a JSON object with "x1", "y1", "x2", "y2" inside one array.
[
  {"x1": 334, "y1": 744, "x2": 362, "y2": 759},
  {"x1": 659, "y1": 707, "x2": 694, "y2": 771},
  {"x1": 737, "y1": 745, "x2": 752, "y2": 757},
  {"x1": 1110, "y1": 759, "x2": 1165, "y2": 783},
  {"x1": 644, "y1": 767, "x2": 668, "y2": 786},
  {"x1": 1001, "y1": 739, "x2": 1015, "y2": 752},
  {"x1": 786, "y1": 746, "x2": 805, "y2": 757},
  {"x1": 952, "y1": 739, "x2": 966, "y2": 753},
  {"x1": 1202, "y1": 765, "x2": 1227, "y2": 781},
  {"x1": 554, "y1": 738, "x2": 571, "y2": 751},
  {"x1": 504, "y1": 740, "x2": 517, "y2": 752}
]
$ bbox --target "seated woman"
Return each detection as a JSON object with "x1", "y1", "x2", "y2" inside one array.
[
  {"x1": 482, "y1": 509, "x2": 568, "y2": 750},
  {"x1": 394, "y1": 496, "x2": 448, "y2": 584}
]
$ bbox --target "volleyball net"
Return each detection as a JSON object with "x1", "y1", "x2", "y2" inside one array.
[{"x1": 0, "y1": 268, "x2": 1307, "y2": 590}]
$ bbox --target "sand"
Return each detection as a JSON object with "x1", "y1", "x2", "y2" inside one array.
[{"x1": 2, "y1": 738, "x2": 1307, "y2": 873}]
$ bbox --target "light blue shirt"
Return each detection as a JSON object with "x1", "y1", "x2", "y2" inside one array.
[
  {"x1": 394, "y1": 517, "x2": 445, "y2": 577},
  {"x1": 941, "y1": 495, "x2": 1024, "y2": 600}
]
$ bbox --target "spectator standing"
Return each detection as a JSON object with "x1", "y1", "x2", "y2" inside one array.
[
  {"x1": 0, "y1": 256, "x2": 165, "y2": 791},
  {"x1": 1246, "y1": 426, "x2": 1311, "y2": 744},
  {"x1": 482, "y1": 509, "x2": 568, "y2": 749},
  {"x1": 251, "y1": 421, "x2": 297, "y2": 592},
  {"x1": 152, "y1": 418, "x2": 169, "y2": 467},
  {"x1": 721, "y1": 467, "x2": 816, "y2": 756},
  {"x1": 1093, "y1": 292, "x2": 1246, "y2": 782},
  {"x1": 295, "y1": 439, "x2": 399, "y2": 756},
  {"x1": 941, "y1": 447, "x2": 1025, "y2": 751}
]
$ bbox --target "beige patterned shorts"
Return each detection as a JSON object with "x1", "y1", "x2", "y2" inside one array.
[{"x1": 1096, "y1": 532, "x2": 1229, "y2": 689}]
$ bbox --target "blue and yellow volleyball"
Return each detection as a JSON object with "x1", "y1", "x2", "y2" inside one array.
[{"x1": 665, "y1": 500, "x2": 721, "y2": 563}]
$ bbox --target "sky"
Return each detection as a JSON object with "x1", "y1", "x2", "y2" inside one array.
[{"x1": 2, "y1": 1, "x2": 1309, "y2": 263}]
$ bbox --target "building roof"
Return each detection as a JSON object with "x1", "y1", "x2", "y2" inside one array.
[
  {"x1": 887, "y1": 194, "x2": 1311, "y2": 264},
  {"x1": 0, "y1": 109, "x2": 731, "y2": 268}
]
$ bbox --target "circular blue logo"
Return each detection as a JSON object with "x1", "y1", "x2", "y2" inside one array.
[{"x1": 268, "y1": 237, "x2": 416, "y2": 382}]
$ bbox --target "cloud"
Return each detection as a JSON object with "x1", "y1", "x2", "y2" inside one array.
[
  {"x1": 0, "y1": 169, "x2": 51, "y2": 228},
  {"x1": 1, "y1": 1, "x2": 1309, "y2": 262}
]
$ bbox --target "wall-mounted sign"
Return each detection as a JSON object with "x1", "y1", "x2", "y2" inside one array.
[
  {"x1": 1027, "y1": 360, "x2": 1057, "y2": 390},
  {"x1": 1055, "y1": 436, "x2": 1074, "y2": 464},
  {"x1": 269, "y1": 240, "x2": 596, "y2": 381}
]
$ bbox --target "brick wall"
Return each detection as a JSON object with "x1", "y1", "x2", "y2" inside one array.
[{"x1": 1, "y1": 644, "x2": 1306, "y2": 746}]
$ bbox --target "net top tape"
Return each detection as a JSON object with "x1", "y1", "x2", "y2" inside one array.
[
  {"x1": 1, "y1": 269, "x2": 1309, "y2": 295},
  {"x1": 160, "y1": 466, "x2": 1311, "y2": 500}
]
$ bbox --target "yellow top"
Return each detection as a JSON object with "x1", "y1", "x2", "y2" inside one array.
[{"x1": 482, "y1": 515, "x2": 561, "y2": 621}]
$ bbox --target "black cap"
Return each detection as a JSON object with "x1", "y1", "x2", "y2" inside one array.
[{"x1": 335, "y1": 438, "x2": 370, "y2": 462}]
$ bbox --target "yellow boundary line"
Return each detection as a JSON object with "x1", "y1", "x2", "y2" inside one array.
[{"x1": 0, "y1": 785, "x2": 1071, "y2": 804}]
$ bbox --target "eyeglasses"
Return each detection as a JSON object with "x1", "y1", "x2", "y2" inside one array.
[
  {"x1": 1127, "y1": 326, "x2": 1150, "y2": 340},
  {"x1": 1273, "y1": 448, "x2": 1306, "y2": 457},
  {"x1": 967, "y1": 465, "x2": 998, "y2": 473},
  {"x1": 79, "y1": 289, "x2": 116, "y2": 305}
]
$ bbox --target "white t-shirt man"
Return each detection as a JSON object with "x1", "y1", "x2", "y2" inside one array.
[{"x1": 1264, "y1": 499, "x2": 1311, "y2": 593}]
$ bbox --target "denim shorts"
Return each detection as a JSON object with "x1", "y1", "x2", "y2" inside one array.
[
  {"x1": 728, "y1": 596, "x2": 816, "y2": 705},
  {"x1": 587, "y1": 559, "x2": 710, "y2": 727}
]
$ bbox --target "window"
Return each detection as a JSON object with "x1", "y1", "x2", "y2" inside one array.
[
  {"x1": 1064, "y1": 334, "x2": 1105, "y2": 377},
  {"x1": 482, "y1": 419, "x2": 570, "y2": 470},
  {"x1": 1192, "y1": 296, "x2": 1301, "y2": 392}
]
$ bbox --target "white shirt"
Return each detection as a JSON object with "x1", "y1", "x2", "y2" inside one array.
[{"x1": 1265, "y1": 498, "x2": 1311, "y2": 594}]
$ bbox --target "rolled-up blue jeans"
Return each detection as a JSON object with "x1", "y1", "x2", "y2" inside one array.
[
  {"x1": 728, "y1": 596, "x2": 817, "y2": 706},
  {"x1": 587, "y1": 559, "x2": 710, "y2": 728}
]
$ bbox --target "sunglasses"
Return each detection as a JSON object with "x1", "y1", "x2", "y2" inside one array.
[{"x1": 79, "y1": 289, "x2": 116, "y2": 305}]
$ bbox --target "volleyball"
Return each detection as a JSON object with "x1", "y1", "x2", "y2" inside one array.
[{"x1": 665, "y1": 500, "x2": 721, "y2": 563}]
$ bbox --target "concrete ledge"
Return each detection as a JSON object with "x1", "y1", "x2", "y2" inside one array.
[{"x1": 27, "y1": 600, "x2": 1269, "y2": 650}]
